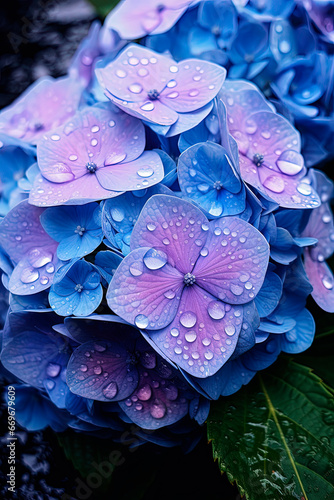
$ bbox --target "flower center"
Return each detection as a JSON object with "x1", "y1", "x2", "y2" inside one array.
[
  {"x1": 184, "y1": 273, "x2": 196, "y2": 286},
  {"x1": 253, "y1": 153, "x2": 264, "y2": 167},
  {"x1": 147, "y1": 89, "x2": 160, "y2": 100},
  {"x1": 75, "y1": 283, "x2": 84, "y2": 293},
  {"x1": 213, "y1": 180, "x2": 223, "y2": 191},
  {"x1": 86, "y1": 161, "x2": 97, "y2": 173},
  {"x1": 74, "y1": 225, "x2": 86, "y2": 236}
]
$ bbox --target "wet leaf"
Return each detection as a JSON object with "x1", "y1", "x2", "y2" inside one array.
[{"x1": 207, "y1": 359, "x2": 334, "y2": 500}]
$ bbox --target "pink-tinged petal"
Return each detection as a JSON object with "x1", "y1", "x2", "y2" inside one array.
[
  {"x1": 147, "y1": 285, "x2": 243, "y2": 378},
  {"x1": 29, "y1": 173, "x2": 123, "y2": 207},
  {"x1": 304, "y1": 250, "x2": 334, "y2": 313},
  {"x1": 96, "y1": 44, "x2": 173, "y2": 102},
  {"x1": 37, "y1": 104, "x2": 145, "y2": 182},
  {"x1": 107, "y1": 246, "x2": 183, "y2": 330},
  {"x1": 0, "y1": 76, "x2": 82, "y2": 144},
  {"x1": 104, "y1": 0, "x2": 192, "y2": 39},
  {"x1": 164, "y1": 102, "x2": 213, "y2": 138},
  {"x1": 106, "y1": 93, "x2": 178, "y2": 126},
  {"x1": 303, "y1": 201, "x2": 334, "y2": 261},
  {"x1": 218, "y1": 80, "x2": 273, "y2": 133},
  {"x1": 96, "y1": 151, "x2": 164, "y2": 191},
  {"x1": 119, "y1": 364, "x2": 189, "y2": 430},
  {"x1": 8, "y1": 253, "x2": 59, "y2": 296},
  {"x1": 0, "y1": 200, "x2": 57, "y2": 263},
  {"x1": 66, "y1": 340, "x2": 139, "y2": 402},
  {"x1": 160, "y1": 59, "x2": 226, "y2": 113},
  {"x1": 130, "y1": 194, "x2": 209, "y2": 274},
  {"x1": 239, "y1": 155, "x2": 320, "y2": 209},
  {"x1": 193, "y1": 217, "x2": 269, "y2": 305}
]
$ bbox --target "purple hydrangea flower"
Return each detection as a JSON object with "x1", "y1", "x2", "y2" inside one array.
[
  {"x1": 103, "y1": 0, "x2": 199, "y2": 40},
  {"x1": 107, "y1": 194, "x2": 269, "y2": 378},
  {"x1": 96, "y1": 44, "x2": 226, "y2": 137},
  {"x1": 0, "y1": 77, "x2": 83, "y2": 145},
  {"x1": 29, "y1": 103, "x2": 164, "y2": 206},
  {"x1": 0, "y1": 200, "x2": 60, "y2": 296},
  {"x1": 219, "y1": 80, "x2": 321, "y2": 209}
]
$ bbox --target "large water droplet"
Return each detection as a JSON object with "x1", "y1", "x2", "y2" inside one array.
[
  {"x1": 129, "y1": 83, "x2": 143, "y2": 94},
  {"x1": 137, "y1": 384, "x2": 152, "y2": 401},
  {"x1": 94, "y1": 365, "x2": 102, "y2": 375},
  {"x1": 276, "y1": 150, "x2": 304, "y2": 176},
  {"x1": 225, "y1": 325, "x2": 236, "y2": 336},
  {"x1": 143, "y1": 248, "x2": 168, "y2": 270},
  {"x1": 137, "y1": 167, "x2": 154, "y2": 178},
  {"x1": 28, "y1": 248, "x2": 53, "y2": 268},
  {"x1": 230, "y1": 284, "x2": 244, "y2": 296},
  {"x1": 46, "y1": 263, "x2": 55, "y2": 274},
  {"x1": 129, "y1": 261, "x2": 143, "y2": 277},
  {"x1": 180, "y1": 311, "x2": 197, "y2": 328},
  {"x1": 208, "y1": 301, "x2": 225, "y2": 320},
  {"x1": 297, "y1": 182, "x2": 312, "y2": 196},
  {"x1": 111, "y1": 207, "x2": 125, "y2": 222},
  {"x1": 322, "y1": 275, "x2": 333, "y2": 290},
  {"x1": 46, "y1": 362, "x2": 61, "y2": 378},
  {"x1": 150, "y1": 399, "x2": 167, "y2": 419},
  {"x1": 21, "y1": 267, "x2": 39, "y2": 284},
  {"x1": 164, "y1": 289, "x2": 176, "y2": 300},
  {"x1": 263, "y1": 175, "x2": 285, "y2": 193},
  {"x1": 185, "y1": 330, "x2": 197, "y2": 343},
  {"x1": 135, "y1": 314, "x2": 149, "y2": 329},
  {"x1": 102, "y1": 382, "x2": 118, "y2": 399},
  {"x1": 141, "y1": 102, "x2": 155, "y2": 111}
]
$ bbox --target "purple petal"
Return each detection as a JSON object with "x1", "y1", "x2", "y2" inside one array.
[
  {"x1": 159, "y1": 59, "x2": 226, "y2": 113},
  {"x1": 130, "y1": 194, "x2": 209, "y2": 274},
  {"x1": 29, "y1": 172, "x2": 124, "y2": 206},
  {"x1": 66, "y1": 340, "x2": 139, "y2": 402},
  {"x1": 37, "y1": 104, "x2": 145, "y2": 182},
  {"x1": 147, "y1": 284, "x2": 243, "y2": 378},
  {"x1": 96, "y1": 151, "x2": 164, "y2": 191},
  {"x1": 193, "y1": 217, "x2": 269, "y2": 305},
  {"x1": 303, "y1": 201, "x2": 334, "y2": 262},
  {"x1": 118, "y1": 364, "x2": 189, "y2": 429},
  {"x1": 107, "y1": 246, "x2": 183, "y2": 330},
  {"x1": 104, "y1": 0, "x2": 192, "y2": 39},
  {"x1": 304, "y1": 251, "x2": 334, "y2": 312},
  {"x1": 0, "y1": 76, "x2": 82, "y2": 144}
]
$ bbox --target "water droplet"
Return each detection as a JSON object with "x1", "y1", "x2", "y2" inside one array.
[
  {"x1": 164, "y1": 289, "x2": 176, "y2": 299},
  {"x1": 80, "y1": 364, "x2": 88, "y2": 372},
  {"x1": 169, "y1": 65, "x2": 178, "y2": 73},
  {"x1": 46, "y1": 263, "x2": 55, "y2": 274},
  {"x1": 200, "y1": 247, "x2": 209, "y2": 257},
  {"x1": 91, "y1": 125, "x2": 100, "y2": 133},
  {"x1": 171, "y1": 328, "x2": 179, "y2": 337},
  {"x1": 163, "y1": 238, "x2": 170, "y2": 245},
  {"x1": 263, "y1": 175, "x2": 285, "y2": 193},
  {"x1": 147, "y1": 223, "x2": 156, "y2": 231},
  {"x1": 279, "y1": 40, "x2": 291, "y2": 53},
  {"x1": 297, "y1": 183, "x2": 312, "y2": 196},
  {"x1": 143, "y1": 248, "x2": 168, "y2": 270},
  {"x1": 51, "y1": 134, "x2": 60, "y2": 141},
  {"x1": 261, "y1": 131, "x2": 271, "y2": 139},
  {"x1": 46, "y1": 363, "x2": 60, "y2": 377},
  {"x1": 135, "y1": 314, "x2": 149, "y2": 329},
  {"x1": 137, "y1": 167, "x2": 154, "y2": 178},
  {"x1": 230, "y1": 284, "x2": 243, "y2": 296},
  {"x1": 40, "y1": 276, "x2": 49, "y2": 285},
  {"x1": 276, "y1": 150, "x2": 304, "y2": 176},
  {"x1": 28, "y1": 248, "x2": 52, "y2": 268},
  {"x1": 225, "y1": 325, "x2": 236, "y2": 336},
  {"x1": 167, "y1": 80, "x2": 177, "y2": 88},
  {"x1": 204, "y1": 350, "x2": 213, "y2": 360},
  {"x1": 322, "y1": 276, "x2": 333, "y2": 290},
  {"x1": 21, "y1": 267, "x2": 39, "y2": 284},
  {"x1": 102, "y1": 382, "x2": 118, "y2": 399},
  {"x1": 185, "y1": 331, "x2": 197, "y2": 342},
  {"x1": 94, "y1": 366, "x2": 102, "y2": 375},
  {"x1": 166, "y1": 91, "x2": 179, "y2": 99},
  {"x1": 150, "y1": 400, "x2": 166, "y2": 419},
  {"x1": 201, "y1": 223, "x2": 209, "y2": 231},
  {"x1": 129, "y1": 83, "x2": 143, "y2": 94},
  {"x1": 69, "y1": 154, "x2": 78, "y2": 161},
  {"x1": 129, "y1": 57, "x2": 139, "y2": 65},
  {"x1": 116, "y1": 69, "x2": 127, "y2": 78},
  {"x1": 111, "y1": 207, "x2": 125, "y2": 222},
  {"x1": 108, "y1": 120, "x2": 116, "y2": 127},
  {"x1": 45, "y1": 379, "x2": 55, "y2": 390},
  {"x1": 141, "y1": 102, "x2": 155, "y2": 111},
  {"x1": 214, "y1": 227, "x2": 222, "y2": 236},
  {"x1": 180, "y1": 311, "x2": 197, "y2": 328},
  {"x1": 208, "y1": 301, "x2": 225, "y2": 320},
  {"x1": 137, "y1": 384, "x2": 152, "y2": 401}
]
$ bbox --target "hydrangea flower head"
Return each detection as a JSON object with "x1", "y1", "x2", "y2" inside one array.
[
  {"x1": 96, "y1": 44, "x2": 226, "y2": 136},
  {"x1": 107, "y1": 195, "x2": 269, "y2": 377},
  {"x1": 29, "y1": 103, "x2": 164, "y2": 206}
]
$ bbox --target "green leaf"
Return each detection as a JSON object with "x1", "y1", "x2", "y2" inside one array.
[
  {"x1": 207, "y1": 359, "x2": 334, "y2": 500},
  {"x1": 88, "y1": 0, "x2": 120, "y2": 18}
]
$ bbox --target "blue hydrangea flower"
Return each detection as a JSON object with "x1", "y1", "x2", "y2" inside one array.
[
  {"x1": 49, "y1": 260, "x2": 103, "y2": 316},
  {"x1": 107, "y1": 194, "x2": 269, "y2": 378},
  {"x1": 40, "y1": 203, "x2": 103, "y2": 260},
  {"x1": 178, "y1": 141, "x2": 246, "y2": 217}
]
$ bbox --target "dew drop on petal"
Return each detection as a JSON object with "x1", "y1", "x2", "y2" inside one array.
[
  {"x1": 230, "y1": 284, "x2": 243, "y2": 296},
  {"x1": 137, "y1": 167, "x2": 154, "y2": 178},
  {"x1": 46, "y1": 362, "x2": 61, "y2": 378},
  {"x1": 208, "y1": 301, "x2": 225, "y2": 320},
  {"x1": 143, "y1": 248, "x2": 168, "y2": 270},
  {"x1": 322, "y1": 275, "x2": 333, "y2": 290},
  {"x1": 111, "y1": 207, "x2": 125, "y2": 222},
  {"x1": 102, "y1": 382, "x2": 118, "y2": 399},
  {"x1": 164, "y1": 289, "x2": 176, "y2": 299},
  {"x1": 276, "y1": 150, "x2": 304, "y2": 176},
  {"x1": 180, "y1": 311, "x2": 197, "y2": 328},
  {"x1": 297, "y1": 183, "x2": 312, "y2": 196},
  {"x1": 137, "y1": 384, "x2": 152, "y2": 401},
  {"x1": 225, "y1": 325, "x2": 236, "y2": 336},
  {"x1": 129, "y1": 261, "x2": 143, "y2": 277},
  {"x1": 135, "y1": 314, "x2": 149, "y2": 329},
  {"x1": 150, "y1": 400, "x2": 167, "y2": 419},
  {"x1": 141, "y1": 102, "x2": 155, "y2": 111},
  {"x1": 147, "y1": 223, "x2": 156, "y2": 231},
  {"x1": 263, "y1": 175, "x2": 285, "y2": 193},
  {"x1": 129, "y1": 83, "x2": 143, "y2": 94},
  {"x1": 185, "y1": 330, "x2": 197, "y2": 343},
  {"x1": 21, "y1": 267, "x2": 39, "y2": 284}
]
